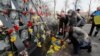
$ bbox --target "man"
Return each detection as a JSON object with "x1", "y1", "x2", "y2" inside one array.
[
  {"x1": 67, "y1": 10, "x2": 78, "y2": 26},
  {"x1": 67, "y1": 26, "x2": 91, "y2": 54},
  {"x1": 76, "y1": 9, "x2": 80, "y2": 13},
  {"x1": 67, "y1": 9, "x2": 84, "y2": 27},
  {"x1": 89, "y1": 6, "x2": 100, "y2": 36},
  {"x1": 57, "y1": 11, "x2": 69, "y2": 36},
  {"x1": 76, "y1": 9, "x2": 86, "y2": 27}
]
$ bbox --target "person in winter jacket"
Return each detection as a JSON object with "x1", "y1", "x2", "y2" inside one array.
[
  {"x1": 89, "y1": 6, "x2": 100, "y2": 36},
  {"x1": 67, "y1": 9, "x2": 83, "y2": 27},
  {"x1": 57, "y1": 11, "x2": 69, "y2": 36},
  {"x1": 67, "y1": 26, "x2": 91, "y2": 54}
]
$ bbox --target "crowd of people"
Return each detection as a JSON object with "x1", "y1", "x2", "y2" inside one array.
[{"x1": 56, "y1": 6, "x2": 100, "y2": 54}]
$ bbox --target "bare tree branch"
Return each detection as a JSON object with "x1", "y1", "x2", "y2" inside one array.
[
  {"x1": 65, "y1": 0, "x2": 69, "y2": 12},
  {"x1": 74, "y1": 0, "x2": 81, "y2": 10}
]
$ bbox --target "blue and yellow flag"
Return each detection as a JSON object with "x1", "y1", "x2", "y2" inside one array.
[{"x1": 94, "y1": 16, "x2": 100, "y2": 25}]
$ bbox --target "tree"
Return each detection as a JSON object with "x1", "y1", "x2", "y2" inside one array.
[
  {"x1": 54, "y1": 0, "x2": 56, "y2": 19},
  {"x1": 88, "y1": 0, "x2": 92, "y2": 17},
  {"x1": 74, "y1": 0, "x2": 81, "y2": 10},
  {"x1": 98, "y1": 0, "x2": 100, "y2": 6},
  {"x1": 65, "y1": 0, "x2": 69, "y2": 12}
]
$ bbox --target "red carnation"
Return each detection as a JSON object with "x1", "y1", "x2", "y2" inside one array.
[
  {"x1": 7, "y1": 28, "x2": 13, "y2": 35},
  {"x1": 14, "y1": 25, "x2": 19, "y2": 31},
  {"x1": 22, "y1": 11, "x2": 28, "y2": 15},
  {"x1": 27, "y1": 21, "x2": 33, "y2": 27}
]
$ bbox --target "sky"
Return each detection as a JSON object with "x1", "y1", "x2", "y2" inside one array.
[{"x1": 43, "y1": 0, "x2": 100, "y2": 12}]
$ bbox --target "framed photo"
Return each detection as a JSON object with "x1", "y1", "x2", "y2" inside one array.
[{"x1": 21, "y1": 29, "x2": 28, "y2": 41}]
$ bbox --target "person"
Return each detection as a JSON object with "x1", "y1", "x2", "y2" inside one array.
[
  {"x1": 76, "y1": 9, "x2": 80, "y2": 13},
  {"x1": 67, "y1": 26, "x2": 91, "y2": 54},
  {"x1": 67, "y1": 10, "x2": 78, "y2": 26},
  {"x1": 89, "y1": 6, "x2": 100, "y2": 36},
  {"x1": 57, "y1": 11, "x2": 69, "y2": 36},
  {"x1": 76, "y1": 9, "x2": 86, "y2": 27},
  {"x1": 67, "y1": 9, "x2": 83, "y2": 27},
  {"x1": 57, "y1": 13, "x2": 63, "y2": 35}
]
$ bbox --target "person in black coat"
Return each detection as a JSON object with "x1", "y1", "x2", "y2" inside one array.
[{"x1": 57, "y1": 11, "x2": 69, "y2": 37}]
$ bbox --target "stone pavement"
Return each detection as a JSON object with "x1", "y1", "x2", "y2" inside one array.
[{"x1": 53, "y1": 24, "x2": 100, "y2": 56}]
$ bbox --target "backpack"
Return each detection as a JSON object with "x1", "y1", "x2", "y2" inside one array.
[{"x1": 77, "y1": 16, "x2": 86, "y2": 27}]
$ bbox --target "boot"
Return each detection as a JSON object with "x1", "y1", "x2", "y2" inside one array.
[{"x1": 93, "y1": 31, "x2": 98, "y2": 37}]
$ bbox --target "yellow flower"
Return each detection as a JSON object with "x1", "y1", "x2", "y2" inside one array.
[
  {"x1": 42, "y1": 34, "x2": 46, "y2": 40},
  {"x1": 53, "y1": 44, "x2": 61, "y2": 51},
  {"x1": 52, "y1": 37, "x2": 56, "y2": 42},
  {"x1": 37, "y1": 42, "x2": 42, "y2": 47},
  {"x1": 37, "y1": 33, "x2": 40, "y2": 38},
  {"x1": 10, "y1": 35, "x2": 16, "y2": 43},
  {"x1": 47, "y1": 48, "x2": 55, "y2": 54},
  {"x1": 8, "y1": 51, "x2": 13, "y2": 56},
  {"x1": 62, "y1": 42, "x2": 68, "y2": 49},
  {"x1": 28, "y1": 28, "x2": 33, "y2": 34}
]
